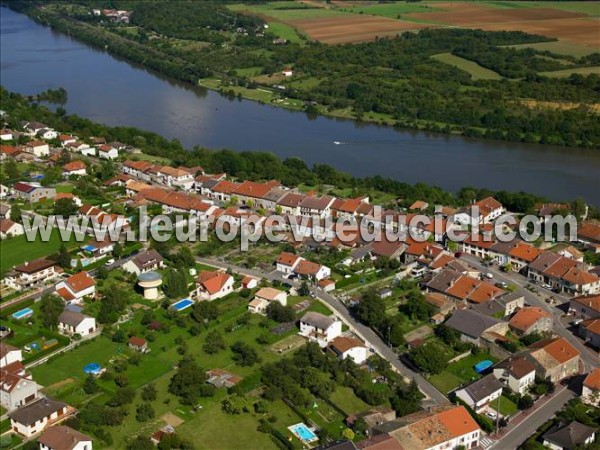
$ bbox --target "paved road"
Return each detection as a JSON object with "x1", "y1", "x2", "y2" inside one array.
[
  {"x1": 463, "y1": 255, "x2": 598, "y2": 371},
  {"x1": 489, "y1": 387, "x2": 575, "y2": 449},
  {"x1": 196, "y1": 256, "x2": 449, "y2": 406}
]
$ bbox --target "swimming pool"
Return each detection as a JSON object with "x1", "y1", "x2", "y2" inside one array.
[
  {"x1": 171, "y1": 298, "x2": 194, "y2": 311},
  {"x1": 288, "y1": 423, "x2": 318, "y2": 443},
  {"x1": 474, "y1": 360, "x2": 494, "y2": 374},
  {"x1": 12, "y1": 308, "x2": 33, "y2": 320}
]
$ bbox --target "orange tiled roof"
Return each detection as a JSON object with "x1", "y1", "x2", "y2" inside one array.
[
  {"x1": 197, "y1": 271, "x2": 231, "y2": 295},
  {"x1": 509, "y1": 242, "x2": 541, "y2": 262},
  {"x1": 63, "y1": 160, "x2": 86, "y2": 172},
  {"x1": 66, "y1": 271, "x2": 95, "y2": 292},
  {"x1": 583, "y1": 368, "x2": 600, "y2": 390},
  {"x1": 530, "y1": 337, "x2": 579, "y2": 364},
  {"x1": 295, "y1": 259, "x2": 321, "y2": 275},
  {"x1": 509, "y1": 307, "x2": 551, "y2": 332},
  {"x1": 572, "y1": 294, "x2": 600, "y2": 314},
  {"x1": 276, "y1": 252, "x2": 299, "y2": 267},
  {"x1": 562, "y1": 267, "x2": 599, "y2": 286}
]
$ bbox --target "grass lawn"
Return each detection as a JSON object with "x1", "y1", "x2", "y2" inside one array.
[
  {"x1": 489, "y1": 394, "x2": 519, "y2": 416},
  {"x1": 432, "y1": 53, "x2": 503, "y2": 80},
  {"x1": 428, "y1": 352, "x2": 498, "y2": 393},
  {"x1": 330, "y1": 386, "x2": 370, "y2": 415},
  {"x1": 55, "y1": 183, "x2": 74, "y2": 193},
  {"x1": 539, "y1": 66, "x2": 600, "y2": 78},
  {"x1": 0, "y1": 228, "x2": 86, "y2": 276}
]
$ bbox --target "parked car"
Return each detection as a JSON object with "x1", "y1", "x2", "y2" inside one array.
[
  {"x1": 496, "y1": 281, "x2": 508, "y2": 289},
  {"x1": 541, "y1": 283, "x2": 552, "y2": 290},
  {"x1": 105, "y1": 258, "x2": 115, "y2": 266},
  {"x1": 486, "y1": 410, "x2": 498, "y2": 420},
  {"x1": 484, "y1": 272, "x2": 494, "y2": 279}
]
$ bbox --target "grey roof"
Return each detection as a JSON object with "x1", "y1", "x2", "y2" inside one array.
[
  {"x1": 445, "y1": 309, "x2": 499, "y2": 338},
  {"x1": 277, "y1": 192, "x2": 305, "y2": 207},
  {"x1": 58, "y1": 310, "x2": 91, "y2": 327},
  {"x1": 316, "y1": 441, "x2": 358, "y2": 450},
  {"x1": 494, "y1": 356, "x2": 536, "y2": 379},
  {"x1": 300, "y1": 195, "x2": 334, "y2": 211},
  {"x1": 201, "y1": 178, "x2": 221, "y2": 190},
  {"x1": 427, "y1": 268, "x2": 462, "y2": 293},
  {"x1": 132, "y1": 249, "x2": 163, "y2": 270},
  {"x1": 263, "y1": 187, "x2": 289, "y2": 203},
  {"x1": 8, "y1": 398, "x2": 67, "y2": 426},
  {"x1": 472, "y1": 299, "x2": 505, "y2": 317},
  {"x1": 543, "y1": 421, "x2": 596, "y2": 449},
  {"x1": 457, "y1": 374, "x2": 503, "y2": 402},
  {"x1": 491, "y1": 240, "x2": 518, "y2": 255},
  {"x1": 350, "y1": 244, "x2": 372, "y2": 260},
  {"x1": 528, "y1": 251, "x2": 562, "y2": 272},
  {"x1": 300, "y1": 311, "x2": 335, "y2": 330}
]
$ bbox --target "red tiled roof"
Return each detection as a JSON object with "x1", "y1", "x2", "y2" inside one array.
[
  {"x1": 233, "y1": 180, "x2": 278, "y2": 199},
  {"x1": 584, "y1": 368, "x2": 600, "y2": 391},
  {"x1": 529, "y1": 337, "x2": 579, "y2": 364},
  {"x1": 66, "y1": 271, "x2": 95, "y2": 292},
  {"x1": 295, "y1": 259, "x2": 321, "y2": 275},
  {"x1": 63, "y1": 160, "x2": 86, "y2": 172},
  {"x1": 128, "y1": 336, "x2": 147, "y2": 347},
  {"x1": 276, "y1": 252, "x2": 300, "y2": 267},
  {"x1": 196, "y1": 271, "x2": 231, "y2": 295},
  {"x1": 509, "y1": 307, "x2": 551, "y2": 332},
  {"x1": 571, "y1": 294, "x2": 600, "y2": 314}
]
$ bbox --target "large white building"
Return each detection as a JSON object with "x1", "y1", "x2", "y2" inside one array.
[{"x1": 299, "y1": 312, "x2": 342, "y2": 348}]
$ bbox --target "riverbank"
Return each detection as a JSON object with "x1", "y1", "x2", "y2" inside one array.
[{"x1": 8, "y1": 2, "x2": 599, "y2": 149}]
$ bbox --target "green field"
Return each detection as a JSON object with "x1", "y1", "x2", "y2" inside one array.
[
  {"x1": 267, "y1": 21, "x2": 305, "y2": 43},
  {"x1": 429, "y1": 352, "x2": 498, "y2": 393},
  {"x1": 432, "y1": 53, "x2": 503, "y2": 80},
  {"x1": 517, "y1": 1, "x2": 600, "y2": 15},
  {"x1": 228, "y1": 1, "x2": 350, "y2": 21},
  {"x1": 504, "y1": 40, "x2": 599, "y2": 57},
  {"x1": 540, "y1": 66, "x2": 600, "y2": 78},
  {"x1": 489, "y1": 395, "x2": 519, "y2": 416},
  {"x1": 0, "y1": 228, "x2": 86, "y2": 275},
  {"x1": 340, "y1": 1, "x2": 443, "y2": 18}
]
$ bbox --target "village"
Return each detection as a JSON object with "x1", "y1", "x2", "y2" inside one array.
[{"x1": 0, "y1": 114, "x2": 599, "y2": 450}]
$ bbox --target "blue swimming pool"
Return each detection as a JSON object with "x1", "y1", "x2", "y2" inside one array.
[
  {"x1": 84, "y1": 362, "x2": 102, "y2": 375},
  {"x1": 474, "y1": 360, "x2": 494, "y2": 373},
  {"x1": 289, "y1": 423, "x2": 318, "y2": 443},
  {"x1": 171, "y1": 298, "x2": 193, "y2": 311},
  {"x1": 12, "y1": 308, "x2": 33, "y2": 320}
]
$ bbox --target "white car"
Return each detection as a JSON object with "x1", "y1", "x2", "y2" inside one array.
[
  {"x1": 484, "y1": 272, "x2": 494, "y2": 279},
  {"x1": 486, "y1": 410, "x2": 498, "y2": 420},
  {"x1": 541, "y1": 283, "x2": 552, "y2": 289},
  {"x1": 105, "y1": 258, "x2": 115, "y2": 266}
]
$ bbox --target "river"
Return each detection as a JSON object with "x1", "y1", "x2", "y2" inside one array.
[{"x1": 1, "y1": 7, "x2": 599, "y2": 205}]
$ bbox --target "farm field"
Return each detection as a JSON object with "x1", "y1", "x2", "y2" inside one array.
[
  {"x1": 504, "y1": 40, "x2": 599, "y2": 57},
  {"x1": 539, "y1": 66, "x2": 600, "y2": 78},
  {"x1": 431, "y1": 53, "x2": 503, "y2": 80}
]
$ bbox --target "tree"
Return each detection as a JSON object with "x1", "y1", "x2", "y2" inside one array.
[
  {"x1": 10, "y1": 203, "x2": 23, "y2": 225},
  {"x1": 266, "y1": 302, "x2": 294, "y2": 323},
  {"x1": 3, "y1": 158, "x2": 19, "y2": 181},
  {"x1": 169, "y1": 357, "x2": 206, "y2": 405},
  {"x1": 407, "y1": 343, "x2": 448, "y2": 375},
  {"x1": 163, "y1": 269, "x2": 188, "y2": 299},
  {"x1": 400, "y1": 291, "x2": 431, "y2": 321},
  {"x1": 342, "y1": 428, "x2": 355, "y2": 440},
  {"x1": 173, "y1": 246, "x2": 195, "y2": 268},
  {"x1": 136, "y1": 402, "x2": 155, "y2": 422},
  {"x1": 298, "y1": 281, "x2": 310, "y2": 296},
  {"x1": 221, "y1": 395, "x2": 249, "y2": 415},
  {"x1": 231, "y1": 341, "x2": 261, "y2": 367},
  {"x1": 141, "y1": 383, "x2": 157, "y2": 402},
  {"x1": 112, "y1": 242, "x2": 123, "y2": 259},
  {"x1": 435, "y1": 324, "x2": 460, "y2": 346},
  {"x1": 390, "y1": 379, "x2": 424, "y2": 416},
  {"x1": 53, "y1": 198, "x2": 78, "y2": 218},
  {"x1": 126, "y1": 436, "x2": 155, "y2": 450},
  {"x1": 518, "y1": 394, "x2": 534, "y2": 410},
  {"x1": 203, "y1": 330, "x2": 226, "y2": 354},
  {"x1": 39, "y1": 293, "x2": 64, "y2": 329},
  {"x1": 56, "y1": 243, "x2": 72, "y2": 269},
  {"x1": 191, "y1": 301, "x2": 218, "y2": 324},
  {"x1": 354, "y1": 290, "x2": 387, "y2": 330},
  {"x1": 83, "y1": 374, "x2": 99, "y2": 394}
]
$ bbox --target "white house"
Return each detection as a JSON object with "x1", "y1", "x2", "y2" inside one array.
[
  {"x1": 122, "y1": 249, "x2": 164, "y2": 275},
  {"x1": 329, "y1": 336, "x2": 369, "y2": 365},
  {"x1": 62, "y1": 160, "x2": 87, "y2": 178},
  {"x1": 582, "y1": 368, "x2": 600, "y2": 407},
  {"x1": 38, "y1": 425, "x2": 93, "y2": 450},
  {"x1": 248, "y1": 287, "x2": 287, "y2": 314},
  {"x1": 294, "y1": 259, "x2": 331, "y2": 281},
  {"x1": 455, "y1": 374, "x2": 503, "y2": 413},
  {"x1": 241, "y1": 276, "x2": 258, "y2": 290},
  {"x1": 0, "y1": 344, "x2": 23, "y2": 368},
  {"x1": 276, "y1": 252, "x2": 301, "y2": 275},
  {"x1": 55, "y1": 272, "x2": 96, "y2": 305},
  {"x1": 299, "y1": 312, "x2": 342, "y2": 348},
  {"x1": 37, "y1": 129, "x2": 58, "y2": 140},
  {"x1": 0, "y1": 129, "x2": 14, "y2": 141},
  {"x1": 26, "y1": 140, "x2": 50, "y2": 157},
  {"x1": 0, "y1": 361, "x2": 40, "y2": 411},
  {"x1": 8, "y1": 398, "x2": 70, "y2": 437},
  {"x1": 58, "y1": 310, "x2": 97, "y2": 337},
  {"x1": 493, "y1": 356, "x2": 536, "y2": 395},
  {"x1": 0, "y1": 219, "x2": 25, "y2": 239},
  {"x1": 97, "y1": 145, "x2": 118, "y2": 160},
  {"x1": 4, "y1": 258, "x2": 59, "y2": 290},
  {"x1": 195, "y1": 270, "x2": 234, "y2": 301}
]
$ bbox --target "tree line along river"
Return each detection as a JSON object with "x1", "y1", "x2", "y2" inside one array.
[{"x1": 1, "y1": 7, "x2": 599, "y2": 205}]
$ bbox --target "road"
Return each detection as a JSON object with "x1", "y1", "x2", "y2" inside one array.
[
  {"x1": 196, "y1": 256, "x2": 449, "y2": 406},
  {"x1": 463, "y1": 254, "x2": 598, "y2": 371},
  {"x1": 489, "y1": 387, "x2": 575, "y2": 449}
]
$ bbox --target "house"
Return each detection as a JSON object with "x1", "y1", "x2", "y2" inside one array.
[
  {"x1": 13, "y1": 182, "x2": 56, "y2": 203},
  {"x1": 276, "y1": 252, "x2": 301, "y2": 275},
  {"x1": 241, "y1": 276, "x2": 258, "y2": 290},
  {"x1": 569, "y1": 294, "x2": 600, "y2": 319},
  {"x1": 277, "y1": 192, "x2": 305, "y2": 215},
  {"x1": 378, "y1": 288, "x2": 393, "y2": 299},
  {"x1": 471, "y1": 292, "x2": 524, "y2": 319},
  {"x1": 525, "y1": 337, "x2": 580, "y2": 383},
  {"x1": 346, "y1": 406, "x2": 396, "y2": 434},
  {"x1": 121, "y1": 249, "x2": 164, "y2": 275},
  {"x1": 195, "y1": 270, "x2": 234, "y2": 301},
  {"x1": 408, "y1": 200, "x2": 429, "y2": 211},
  {"x1": 156, "y1": 166, "x2": 194, "y2": 189},
  {"x1": 0, "y1": 129, "x2": 13, "y2": 141},
  {"x1": 26, "y1": 140, "x2": 50, "y2": 157},
  {"x1": 128, "y1": 337, "x2": 148, "y2": 353},
  {"x1": 299, "y1": 312, "x2": 342, "y2": 348},
  {"x1": 425, "y1": 292, "x2": 455, "y2": 316},
  {"x1": 295, "y1": 259, "x2": 331, "y2": 281},
  {"x1": 453, "y1": 197, "x2": 505, "y2": 227},
  {"x1": 58, "y1": 134, "x2": 77, "y2": 147},
  {"x1": 282, "y1": 68, "x2": 293, "y2": 77},
  {"x1": 81, "y1": 238, "x2": 114, "y2": 256},
  {"x1": 55, "y1": 272, "x2": 96, "y2": 304},
  {"x1": 0, "y1": 202, "x2": 11, "y2": 218},
  {"x1": 8, "y1": 398, "x2": 70, "y2": 437},
  {"x1": 62, "y1": 160, "x2": 86, "y2": 178},
  {"x1": 22, "y1": 121, "x2": 48, "y2": 136},
  {"x1": 38, "y1": 425, "x2": 93, "y2": 450},
  {"x1": 254, "y1": 287, "x2": 287, "y2": 306},
  {"x1": 0, "y1": 218, "x2": 24, "y2": 239},
  {"x1": 577, "y1": 221, "x2": 600, "y2": 246},
  {"x1": 0, "y1": 144, "x2": 17, "y2": 160},
  {"x1": 373, "y1": 405, "x2": 480, "y2": 450},
  {"x1": 58, "y1": 310, "x2": 96, "y2": 337},
  {"x1": 578, "y1": 318, "x2": 600, "y2": 349},
  {"x1": 232, "y1": 180, "x2": 280, "y2": 207},
  {"x1": 329, "y1": 336, "x2": 369, "y2": 364},
  {"x1": 0, "y1": 343, "x2": 22, "y2": 368},
  {"x1": 508, "y1": 306, "x2": 553, "y2": 336},
  {"x1": 455, "y1": 374, "x2": 503, "y2": 413},
  {"x1": 37, "y1": 128, "x2": 58, "y2": 140},
  {"x1": 493, "y1": 356, "x2": 536, "y2": 395},
  {"x1": 426, "y1": 269, "x2": 505, "y2": 305},
  {"x1": 4, "y1": 258, "x2": 59, "y2": 290},
  {"x1": 206, "y1": 369, "x2": 243, "y2": 388},
  {"x1": 444, "y1": 309, "x2": 507, "y2": 346},
  {"x1": 318, "y1": 278, "x2": 336, "y2": 292},
  {"x1": 542, "y1": 421, "x2": 596, "y2": 450},
  {"x1": 97, "y1": 144, "x2": 118, "y2": 160},
  {"x1": 299, "y1": 195, "x2": 335, "y2": 218},
  {"x1": 582, "y1": 368, "x2": 600, "y2": 406},
  {"x1": 0, "y1": 361, "x2": 40, "y2": 411}
]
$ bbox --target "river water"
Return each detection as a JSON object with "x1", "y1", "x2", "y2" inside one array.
[{"x1": 1, "y1": 7, "x2": 599, "y2": 204}]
